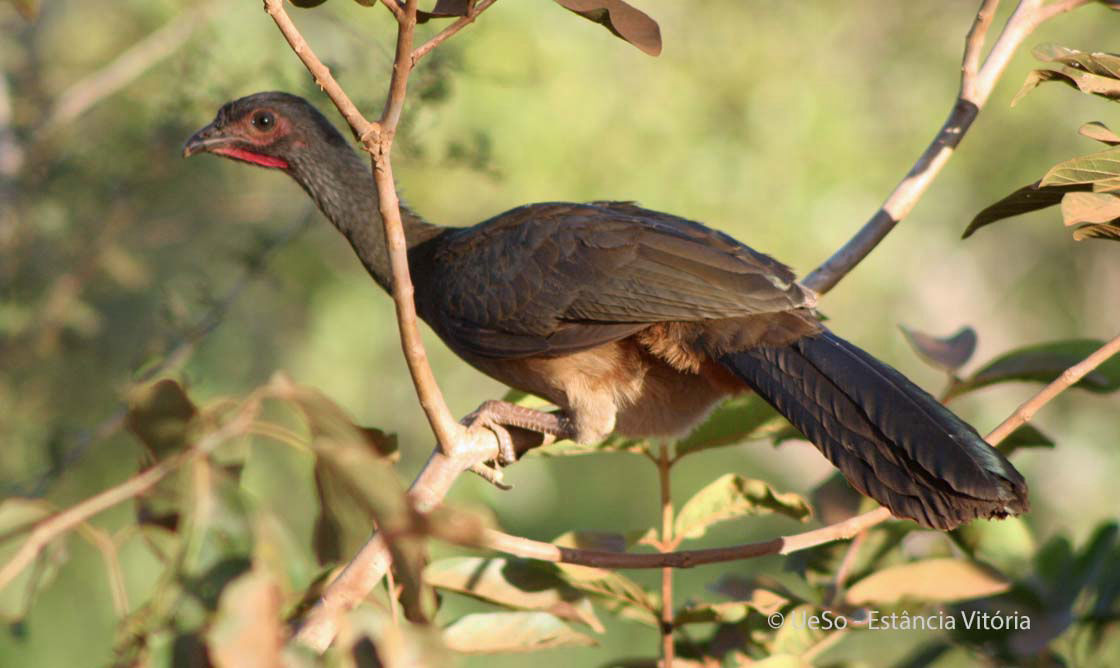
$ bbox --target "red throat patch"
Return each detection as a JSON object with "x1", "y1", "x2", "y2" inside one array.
[{"x1": 213, "y1": 147, "x2": 289, "y2": 169}]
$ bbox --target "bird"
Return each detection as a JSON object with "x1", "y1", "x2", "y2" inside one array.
[{"x1": 184, "y1": 91, "x2": 1028, "y2": 530}]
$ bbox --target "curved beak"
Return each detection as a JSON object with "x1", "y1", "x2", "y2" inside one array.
[{"x1": 182, "y1": 121, "x2": 229, "y2": 158}]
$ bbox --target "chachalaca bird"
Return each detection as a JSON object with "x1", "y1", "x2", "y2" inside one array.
[{"x1": 184, "y1": 92, "x2": 1029, "y2": 530}]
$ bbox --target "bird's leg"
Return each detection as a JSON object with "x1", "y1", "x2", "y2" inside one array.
[{"x1": 461, "y1": 399, "x2": 577, "y2": 465}]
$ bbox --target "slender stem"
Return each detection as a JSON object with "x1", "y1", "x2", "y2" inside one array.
[
  {"x1": 657, "y1": 444, "x2": 674, "y2": 667},
  {"x1": 986, "y1": 331, "x2": 1120, "y2": 444},
  {"x1": 411, "y1": 0, "x2": 498, "y2": 65},
  {"x1": 802, "y1": 0, "x2": 1085, "y2": 294}
]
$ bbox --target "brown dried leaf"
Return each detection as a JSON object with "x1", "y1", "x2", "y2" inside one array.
[
  {"x1": 1033, "y1": 44, "x2": 1120, "y2": 78},
  {"x1": 845, "y1": 558, "x2": 1010, "y2": 605},
  {"x1": 552, "y1": 0, "x2": 662, "y2": 56},
  {"x1": 899, "y1": 325, "x2": 977, "y2": 373},
  {"x1": 1060, "y1": 191, "x2": 1120, "y2": 226},
  {"x1": 1080, "y1": 122, "x2": 1120, "y2": 146},
  {"x1": 1073, "y1": 222, "x2": 1120, "y2": 241}
]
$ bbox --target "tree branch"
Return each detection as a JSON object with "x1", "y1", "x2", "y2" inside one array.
[
  {"x1": 986, "y1": 331, "x2": 1120, "y2": 444},
  {"x1": 411, "y1": 0, "x2": 499, "y2": 65},
  {"x1": 802, "y1": 0, "x2": 1088, "y2": 294}
]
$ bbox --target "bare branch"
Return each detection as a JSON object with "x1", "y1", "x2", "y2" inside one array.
[
  {"x1": 411, "y1": 0, "x2": 499, "y2": 65},
  {"x1": 802, "y1": 0, "x2": 1090, "y2": 294},
  {"x1": 657, "y1": 444, "x2": 675, "y2": 667},
  {"x1": 264, "y1": 0, "x2": 376, "y2": 140},
  {"x1": 986, "y1": 331, "x2": 1120, "y2": 444}
]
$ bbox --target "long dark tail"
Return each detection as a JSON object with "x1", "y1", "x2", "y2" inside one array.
[{"x1": 719, "y1": 330, "x2": 1028, "y2": 530}]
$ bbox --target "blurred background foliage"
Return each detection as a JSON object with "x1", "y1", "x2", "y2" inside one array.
[{"x1": 1, "y1": 0, "x2": 1118, "y2": 666}]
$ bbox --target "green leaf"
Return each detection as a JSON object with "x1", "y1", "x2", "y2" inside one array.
[
  {"x1": 674, "y1": 474, "x2": 811, "y2": 541},
  {"x1": 1060, "y1": 191, "x2": 1120, "y2": 226},
  {"x1": 1042, "y1": 146, "x2": 1120, "y2": 188},
  {"x1": 995, "y1": 424, "x2": 1055, "y2": 456},
  {"x1": 674, "y1": 394, "x2": 786, "y2": 459},
  {"x1": 125, "y1": 378, "x2": 198, "y2": 460},
  {"x1": 899, "y1": 325, "x2": 977, "y2": 373},
  {"x1": 442, "y1": 612, "x2": 597, "y2": 653},
  {"x1": 949, "y1": 339, "x2": 1120, "y2": 398},
  {"x1": 424, "y1": 557, "x2": 603, "y2": 631},
  {"x1": 674, "y1": 589, "x2": 788, "y2": 625},
  {"x1": 963, "y1": 181, "x2": 1090, "y2": 238},
  {"x1": 1080, "y1": 121, "x2": 1120, "y2": 146},
  {"x1": 551, "y1": 0, "x2": 662, "y2": 56},
  {"x1": 844, "y1": 558, "x2": 1010, "y2": 605},
  {"x1": 551, "y1": 532, "x2": 659, "y2": 626},
  {"x1": 954, "y1": 516, "x2": 1036, "y2": 577}
]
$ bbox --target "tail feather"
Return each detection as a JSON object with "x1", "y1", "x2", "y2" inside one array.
[{"x1": 720, "y1": 330, "x2": 1028, "y2": 530}]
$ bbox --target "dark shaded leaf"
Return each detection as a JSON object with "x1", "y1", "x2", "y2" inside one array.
[
  {"x1": 552, "y1": 0, "x2": 662, "y2": 56},
  {"x1": 996, "y1": 424, "x2": 1055, "y2": 456},
  {"x1": 1079, "y1": 121, "x2": 1120, "y2": 146},
  {"x1": 899, "y1": 325, "x2": 977, "y2": 372},
  {"x1": 810, "y1": 472, "x2": 862, "y2": 526},
  {"x1": 1041, "y1": 146, "x2": 1120, "y2": 188},
  {"x1": 845, "y1": 558, "x2": 1010, "y2": 605},
  {"x1": 953, "y1": 516, "x2": 1035, "y2": 577},
  {"x1": 674, "y1": 394, "x2": 786, "y2": 459},
  {"x1": 963, "y1": 181, "x2": 1090, "y2": 238},
  {"x1": 290, "y1": 0, "x2": 329, "y2": 6},
  {"x1": 424, "y1": 557, "x2": 603, "y2": 631},
  {"x1": 1060, "y1": 191, "x2": 1120, "y2": 226},
  {"x1": 1073, "y1": 221, "x2": 1120, "y2": 241},
  {"x1": 948, "y1": 339, "x2": 1120, "y2": 397},
  {"x1": 443, "y1": 612, "x2": 596, "y2": 653},
  {"x1": 674, "y1": 474, "x2": 810, "y2": 541},
  {"x1": 1012, "y1": 68, "x2": 1082, "y2": 106},
  {"x1": 418, "y1": 0, "x2": 471, "y2": 22},
  {"x1": 125, "y1": 378, "x2": 198, "y2": 460},
  {"x1": 1013, "y1": 68, "x2": 1120, "y2": 105}
]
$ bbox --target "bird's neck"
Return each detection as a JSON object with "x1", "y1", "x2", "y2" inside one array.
[{"x1": 291, "y1": 144, "x2": 443, "y2": 292}]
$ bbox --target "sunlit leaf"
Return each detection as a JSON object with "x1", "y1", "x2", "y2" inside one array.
[
  {"x1": 899, "y1": 325, "x2": 977, "y2": 373},
  {"x1": 550, "y1": 532, "x2": 658, "y2": 626},
  {"x1": 1079, "y1": 121, "x2": 1120, "y2": 146},
  {"x1": 207, "y1": 569, "x2": 285, "y2": 668},
  {"x1": 675, "y1": 589, "x2": 788, "y2": 625},
  {"x1": 424, "y1": 557, "x2": 603, "y2": 631},
  {"x1": 1041, "y1": 146, "x2": 1120, "y2": 188},
  {"x1": 1060, "y1": 191, "x2": 1120, "y2": 226},
  {"x1": 963, "y1": 181, "x2": 1089, "y2": 238},
  {"x1": 1033, "y1": 44, "x2": 1120, "y2": 78},
  {"x1": 674, "y1": 394, "x2": 786, "y2": 459},
  {"x1": 845, "y1": 558, "x2": 1010, "y2": 605},
  {"x1": 443, "y1": 611, "x2": 596, "y2": 653},
  {"x1": 948, "y1": 339, "x2": 1120, "y2": 398},
  {"x1": 552, "y1": 0, "x2": 662, "y2": 56},
  {"x1": 674, "y1": 474, "x2": 810, "y2": 541}
]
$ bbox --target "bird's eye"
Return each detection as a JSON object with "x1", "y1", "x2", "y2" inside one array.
[{"x1": 251, "y1": 111, "x2": 275, "y2": 130}]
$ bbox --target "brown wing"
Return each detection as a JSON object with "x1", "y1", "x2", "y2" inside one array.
[{"x1": 421, "y1": 201, "x2": 816, "y2": 359}]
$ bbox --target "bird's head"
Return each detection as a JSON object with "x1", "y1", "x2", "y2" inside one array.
[{"x1": 183, "y1": 91, "x2": 351, "y2": 175}]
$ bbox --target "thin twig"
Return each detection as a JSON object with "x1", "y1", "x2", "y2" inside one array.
[
  {"x1": 411, "y1": 0, "x2": 498, "y2": 65},
  {"x1": 986, "y1": 331, "x2": 1120, "y2": 444},
  {"x1": 802, "y1": 0, "x2": 1087, "y2": 294},
  {"x1": 0, "y1": 401, "x2": 258, "y2": 592},
  {"x1": 657, "y1": 444, "x2": 675, "y2": 667}
]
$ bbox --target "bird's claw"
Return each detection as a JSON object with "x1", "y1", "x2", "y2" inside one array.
[{"x1": 461, "y1": 408, "x2": 518, "y2": 469}]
